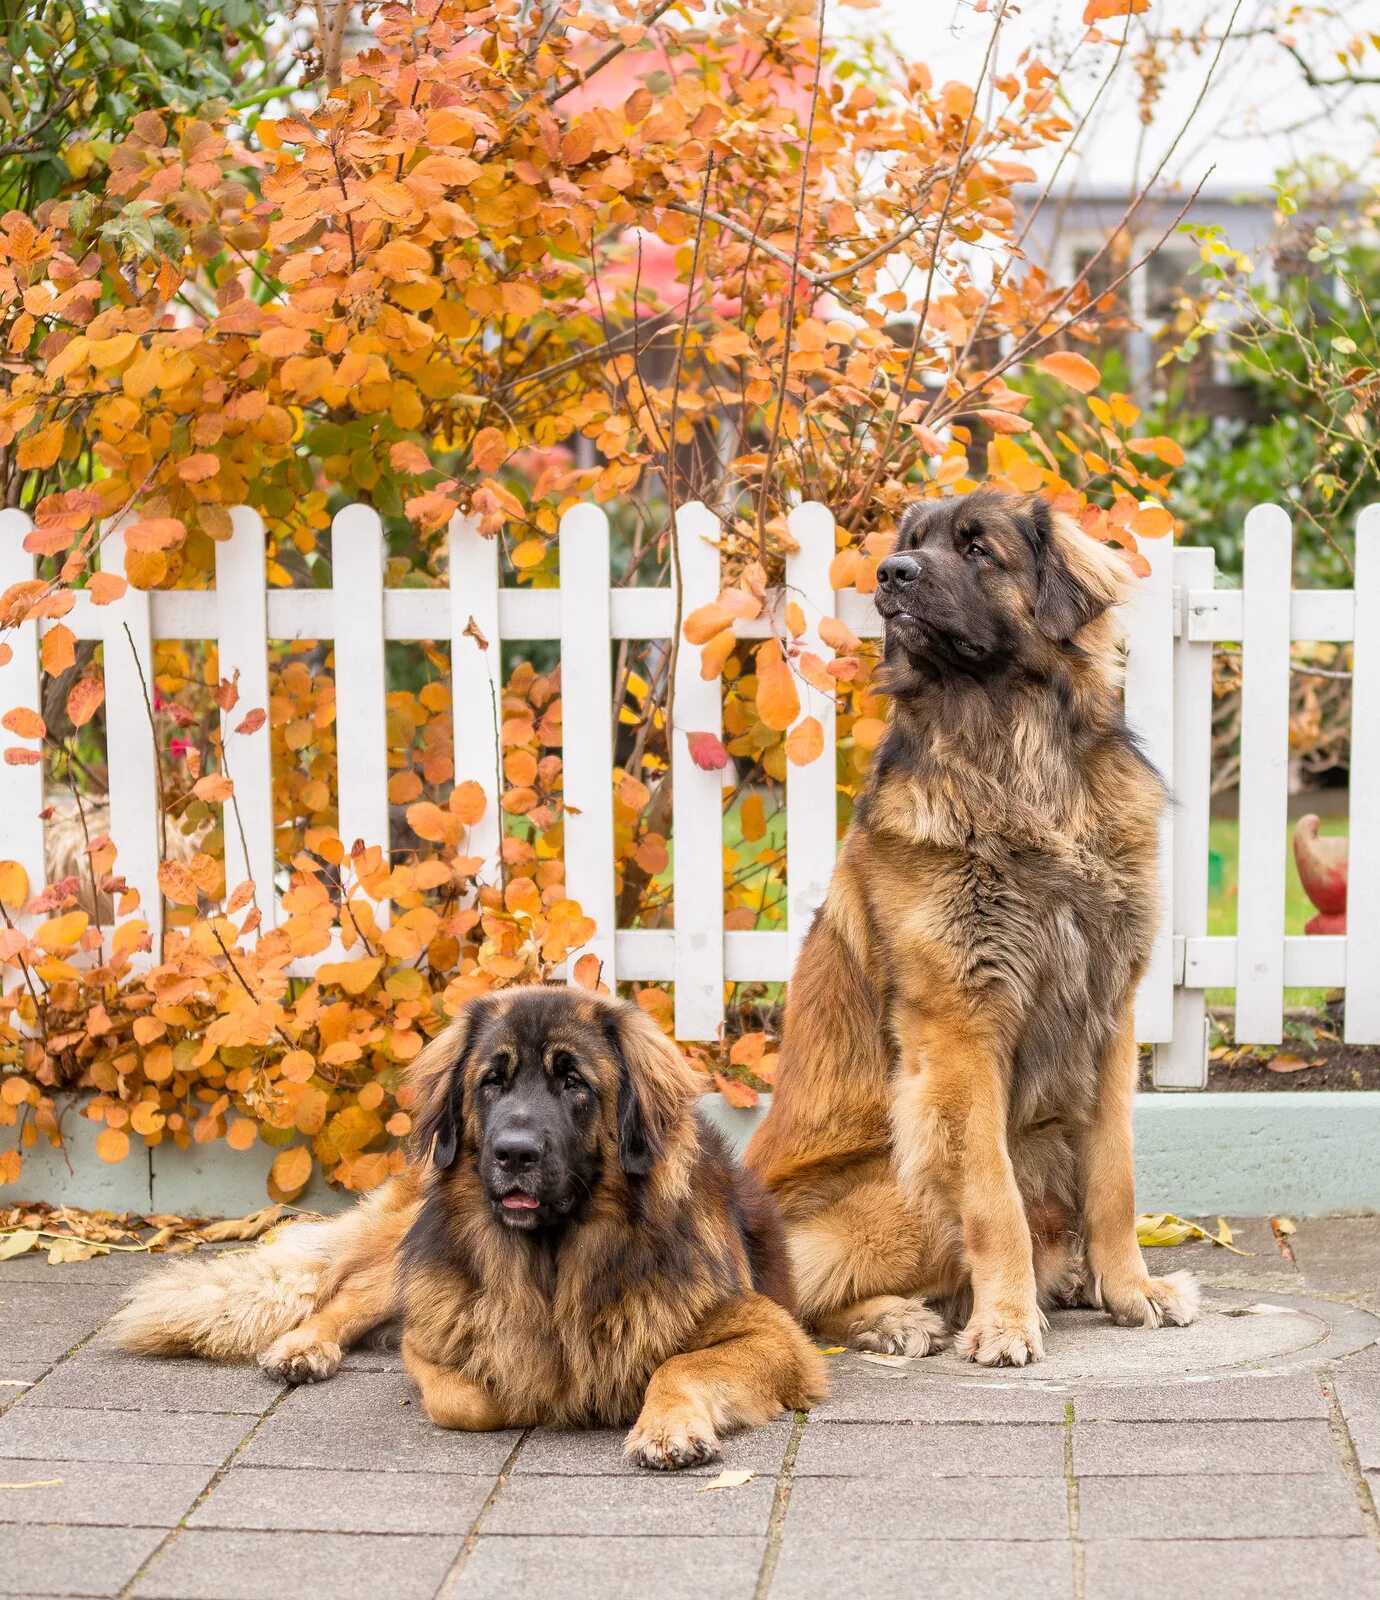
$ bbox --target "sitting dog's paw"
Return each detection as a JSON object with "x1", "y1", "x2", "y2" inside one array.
[
  {"x1": 259, "y1": 1328, "x2": 342, "y2": 1384},
  {"x1": 847, "y1": 1297, "x2": 949, "y2": 1358},
  {"x1": 957, "y1": 1304, "x2": 1044, "y2": 1367},
  {"x1": 1099, "y1": 1269, "x2": 1200, "y2": 1330},
  {"x1": 625, "y1": 1411, "x2": 721, "y2": 1471}
]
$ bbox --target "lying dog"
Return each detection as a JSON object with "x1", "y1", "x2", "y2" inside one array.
[
  {"x1": 112, "y1": 986, "x2": 825, "y2": 1468},
  {"x1": 746, "y1": 489, "x2": 1199, "y2": 1365}
]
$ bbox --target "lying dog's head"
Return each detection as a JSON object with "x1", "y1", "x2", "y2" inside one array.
[
  {"x1": 409, "y1": 986, "x2": 700, "y2": 1232},
  {"x1": 875, "y1": 490, "x2": 1127, "y2": 677}
]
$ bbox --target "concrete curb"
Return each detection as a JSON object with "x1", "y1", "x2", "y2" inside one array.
[{"x1": 6, "y1": 1091, "x2": 1380, "y2": 1218}]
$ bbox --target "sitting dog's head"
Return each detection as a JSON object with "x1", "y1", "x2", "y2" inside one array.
[
  {"x1": 874, "y1": 490, "x2": 1127, "y2": 677},
  {"x1": 409, "y1": 986, "x2": 700, "y2": 1231}
]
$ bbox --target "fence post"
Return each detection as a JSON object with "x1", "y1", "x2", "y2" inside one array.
[
  {"x1": 448, "y1": 512, "x2": 502, "y2": 884},
  {"x1": 671, "y1": 502, "x2": 724, "y2": 1041},
  {"x1": 559, "y1": 503, "x2": 616, "y2": 986},
  {"x1": 1124, "y1": 525, "x2": 1175, "y2": 1046},
  {"x1": 331, "y1": 504, "x2": 390, "y2": 922},
  {"x1": 785, "y1": 502, "x2": 837, "y2": 970},
  {"x1": 215, "y1": 508, "x2": 276, "y2": 931},
  {"x1": 1153, "y1": 546, "x2": 1216, "y2": 1087},
  {"x1": 101, "y1": 519, "x2": 163, "y2": 962},
  {"x1": 1345, "y1": 504, "x2": 1380, "y2": 1043},
  {"x1": 1235, "y1": 504, "x2": 1293, "y2": 1044},
  {"x1": 0, "y1": 511, "x2": 45, "y2": 949}
]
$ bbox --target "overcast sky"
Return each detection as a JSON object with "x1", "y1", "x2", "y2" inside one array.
[{"x1": 843, "y1": 1, "x2": 1380, "y2": 199}]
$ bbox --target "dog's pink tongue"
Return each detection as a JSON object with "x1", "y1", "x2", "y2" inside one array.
[{"x1": 501, "y1": 1194, "x2": 540, "y2": 1210}]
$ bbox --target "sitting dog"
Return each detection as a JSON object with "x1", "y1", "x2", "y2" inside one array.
[
  {"x1": 745, "y1": 489, "x2": 1199, "y2": 1365},
  {"x1": 112, "y1": 986, "x2": 825, "y2": 1468}
]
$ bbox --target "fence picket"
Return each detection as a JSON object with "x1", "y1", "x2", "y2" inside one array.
[
  {"x1": 331, "y1": 504, "x2": 390, "y2": 922},
  {"x1": 785, "y1": 503, "x2": 838, "y2": 969},
  {"x1": 0, "y1": 511, "x2": 45, "y2": 942},
  {"x1": 1235, "y1": 504, "x2": 1293, "y2": 1043},
  {"x1": 1153, "y1": 546, "x2": 1216, "y2": 1087},
  {"x1": 671, "y1": 503, "x2": 725, "y2": 1041},
  {"x1": 559, "y1": 503, "x2": 616, "y2": 986},
  {"x1": 215, "y1": 508, "x2": 275, "y2": 930},
  {"x1": 448, "y1": 512, "x2": 502, "y2": 881},
  {"x1": 1124, "y1": 525, "x2": 1175, "y2": 1044},
  {"x1": 1345, "y1": 505, "x2": 1380, "y2": 1042},
  {"x1": 101, "y1": 519, "x2": 163, "y2": 962}
]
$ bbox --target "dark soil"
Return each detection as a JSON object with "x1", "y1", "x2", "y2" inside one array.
[{"x1": 1139, "y1": 1014, "x2": 1380, "y2": 1092}]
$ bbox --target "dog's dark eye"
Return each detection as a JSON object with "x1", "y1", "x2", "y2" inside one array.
[
  {"x1": 552, "y1": 1050, "x2": 589, "y2": 1092},
  {"x1": 967, "y1": 540, "x2": 990, "y2": 563},
  {"x1": 479, "y1": 1060, "x2": 507, "y2": 1090}
]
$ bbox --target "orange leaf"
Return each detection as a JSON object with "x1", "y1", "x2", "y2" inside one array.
[
  {"x1": 1, "y1": 707, "x2": 45, "y2": 740},
  {"x1": 65, "y1": 676, "x2": 104, "y2": 729},
  {"x1": 95, "y1": 1127, "x2": 130, "y2": 1163},
  {"x1": 755, "y1": 645, "x2": 800, "y2": 732},
  {"x1": 270, "y1": 1145, "x2": 312, "y2": 1196},
  {"x1": 785, "y1": 716, "x2": 824, "y2": 766},
  {"x1": 1036, "y1": 351, "x2": 1100, "y2": 393},
  {"x1": 684, "y1": 602, "x2": 733, "y2": 645},
  {"x1": 471, "y1": 427, "x2": 507, "y2": 474},
  {"x1": 157, "y1": 860, "x2": 200, "y2": 907},
  {"x1": 712, "y1": 1072, "x2": 758, "y2": 1109},
  {"x1": 572, "y1": 951, "x2": 604, "y2": 991}
]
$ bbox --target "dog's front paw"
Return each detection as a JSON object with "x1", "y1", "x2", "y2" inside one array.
[
  {"x1": 1099, "y1": 1269, "x2": 1200, "y2": 1330},
  {"x1": 847, "y1": 1297, "x2": 949, "y2": 1358},
  {"x1": 625, "y1": 1410, "x2": 721, "y2": 1471},
  {"x1": 260, "y1": 1328, "x2": 342, "y2": 1383},
  {"x1": 957, "y1": 1304, "x2": 1044, "y2": 1367}
]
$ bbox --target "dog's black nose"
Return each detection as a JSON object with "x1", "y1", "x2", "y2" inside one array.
[
  {"x1": 876, "y1": 553, "x2": 920, "y2": 589},
  {"x1": 493, "y1": 1130, "x2": 542, "y2": 1171}
]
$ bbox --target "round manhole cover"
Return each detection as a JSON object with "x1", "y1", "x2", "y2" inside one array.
[{"x1": 891, "y1": 1290, "x2": 1379, "y2": 1384}]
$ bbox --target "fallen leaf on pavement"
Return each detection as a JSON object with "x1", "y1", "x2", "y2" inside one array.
[
  {"x1": 0, "y1": 1478, "x2": 63, "y2": 1489},
  {"x1": 858, "y1": 1352, "x2": 910, "y2": 1368},
  {"x1": 699, "y1": 1470, "x2": 755, "y2": 1491}
]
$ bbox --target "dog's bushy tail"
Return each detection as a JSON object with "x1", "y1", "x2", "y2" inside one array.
[{"x1": 108, "y1": 1181, "x2": 405, "y2": 1363}]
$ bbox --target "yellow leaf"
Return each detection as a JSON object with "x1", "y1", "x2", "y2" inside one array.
[
  {"x1": 0, "y1": 1229, "x2": 40, "y2": 1261},
  {"x1": 34, "y1": 911, "x2": 89, "y2": 951},
  {"x1": 317, "y1": 957, "x2": 384, "y2": 996},
  {"x1": 94, "y1": 1127, "x2": 130, "y2": 1164},
  {"x1": 0, "y1": 861, "x2": 28, "y2": 908},
  {"x1": 785, "y1": 715, "x2": 824, "y2": 766},
  {"x1": 16, "y1": 421, "x2": 63, "y2": 470}
]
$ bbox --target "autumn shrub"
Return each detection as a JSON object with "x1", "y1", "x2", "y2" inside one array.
[{"x1": 0, "y1": 0, "x2": 1183, "y2": 1199}]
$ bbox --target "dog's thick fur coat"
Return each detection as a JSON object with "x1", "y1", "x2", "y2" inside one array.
[
  {"x1": 112, "y1": 988, "x2": 824, "y2": 1468},
  {"x1": 745, "y1": 490, "x2": 1199, "y2": 1365}
]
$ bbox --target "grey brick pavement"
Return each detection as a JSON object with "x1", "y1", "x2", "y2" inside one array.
[{"x1": 0, "y1": 1218, "x2": 1377, "y2": 1599}]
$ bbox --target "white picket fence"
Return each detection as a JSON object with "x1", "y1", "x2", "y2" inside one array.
[{"x1": 0, "y1": 499, "x2": 1376, "y2": 1089}]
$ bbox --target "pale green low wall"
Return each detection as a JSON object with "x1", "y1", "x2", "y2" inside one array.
[{"x1": 7, "y1": 1092, "x2": 1380, "y2": 1218}]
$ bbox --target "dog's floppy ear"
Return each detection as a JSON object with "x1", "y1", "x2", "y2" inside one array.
[
  {"x1": 1028, "y1": 498, "x2": 1125, "y2": 643},
  {"x1": 408, "y1": 998, "x2": 489, "y2": 1170},
  {"x1": 604, "y1": 1000, "x2": 701, "y2": 1179}
]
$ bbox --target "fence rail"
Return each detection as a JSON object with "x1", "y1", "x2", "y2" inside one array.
[{"x1": 1, "y1": 500, "x2": 1377, "y2": 1089}]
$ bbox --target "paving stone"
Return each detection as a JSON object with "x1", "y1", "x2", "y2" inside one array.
[
  {"x1": 19, "y1": 1351, "x2": 284, "y2": 1414},
  {"x1": 785, "y1": 1475, "x2": 1069, "y2": 1541},
  {"x1": 1071, "y1": 1372, "x2": 1328, "y2": 1421},
  {"x1": 486, "y1": 1472, "x2": 775, "y2": 1536},
  {"x1": 1294, "y1": 1217, "x2": 1380, "y2": 1310},
  {"x1": 0, "y1": 1403, "x2": 253, "y2": 1464},
  {"x1": 769, "y1": 1536, "x2": 1075, "y2": 1599},
  {"x1": 131, "y1": 1529, "x2": 462, "y2": 1600},
  {"x1": 0, "y1": 1457, "x2": 214, "y2": 1527},
  {"x1": 0, "y1": 1324, "x2": 103, "y2": 1362},
  {"x1": 1144, "y1": 1218, "x2": 1303, "y2": 1288},
  {"x1": 792, "y1": 1421, "x2": 1065, "y2": 1478},
  {"x1": 1077, "y1": 1471, "x2": 1364, "y2": 1539},
  {"x1": 0, "y1": 1285, "x2": 125, "y2": 1325},
  {"x1": 814, "y1": 1359, "x2": 1070, "y2": 1423},
  {"x1": 0, "y1": 1524, "x2": 166, "y2": 1597},
  {"x1": 1083, "y1": 1537, "x2": 1380, "y2": 1600},
  {"x1": 516, "y1": 1419, "x2": 792, "y2": 1478},
  {"x1": 457, "y1": 1536, "x2": 765, "y2": 1600},
  {"x1": 238, "y1": 1369, "x2": 520, "y2": 1474},
  {"x1": 1333, "y1": 1342, "x2": 1380, "y2": 1471},
  {"x1": 0, "y1": 1368, "x2": 46, "y2": 1412},
  {"x1": 189, "y1": 1465, "x2": 491, "y2": 1534},
  {"x1": 0, "y1": 1253, "x2": 165, "y2": 1284},
  {"x1": 1072, "y1": 1419, "x2": 1338, "y2": 1476}
]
